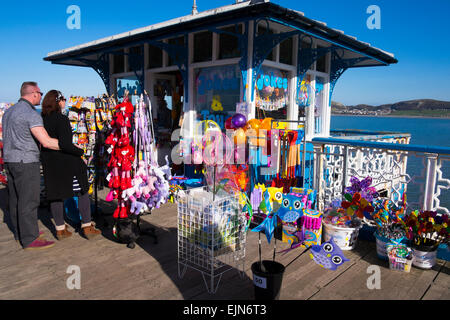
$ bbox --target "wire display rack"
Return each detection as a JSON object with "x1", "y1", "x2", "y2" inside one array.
[{"x1": 177, "y1": 187, "x2": 247, "y2": 294}]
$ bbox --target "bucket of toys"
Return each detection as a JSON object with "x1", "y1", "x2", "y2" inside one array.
[
  {"x1": 375, "y1": 232, "x2": 392, "y2": 260},
  {"x1": 322, "y1": 220, "x2": 362, "y2": 250},
  {"x1": 251, "y1": 260, "x2": 285, "y2": 300},
  {"x1": 387, "y1": 244, "x2": 413, "y2": 272},
  {"x1": 374, "y1": 224, "x2": 407, "y2": 260}
]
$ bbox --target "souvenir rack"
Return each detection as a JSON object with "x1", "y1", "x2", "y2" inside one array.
[{"x1": 177, "y1": 187, "x2": 247, "y2": 294}]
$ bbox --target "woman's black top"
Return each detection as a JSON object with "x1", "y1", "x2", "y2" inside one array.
[{"x1": 41, "y1": 112, "x2": 89, "y2": 201}]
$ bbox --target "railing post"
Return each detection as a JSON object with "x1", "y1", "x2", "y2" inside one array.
[
  {"x1": 342, "y1": 146, "x2": 349, "y2": 195},
  {"x1": 313, "y1": 144, "x2": 325, "y2": 212},
  {"x1": 423, "y1": 153, "x2": 438, "y2": 211}
]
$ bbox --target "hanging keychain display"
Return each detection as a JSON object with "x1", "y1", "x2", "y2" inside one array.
[{"x1": 66, "y1": 96, "x2": 98, "y2": 194}]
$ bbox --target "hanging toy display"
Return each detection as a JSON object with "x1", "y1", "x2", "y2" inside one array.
[
  {"x1": 128, "y1": 93, "x2": 171, "y2": 212},
  {"x1": 105, "y1": 94, "x2": 135, "y2": 218},
  {"x1": 93, "y1": 95, "x2": 117, "y2": 189}
]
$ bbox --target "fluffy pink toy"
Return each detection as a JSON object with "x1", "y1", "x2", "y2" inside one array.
[
  {"x1": 136, "y1": 161, "x2": 147, "y2": 181},
  {"x1": 142, "y1": 185, "x2": 151, "y2": 200},
  {"x1": 122, "y1": 187, "x2": 136, "y2": 202},
  {"x1": 131, "y1": 177, "x2": 143, "y2": 198},
  {"x1": 106, "y1": 190, "x2": 115, "y2": 202},
  {"x1": 147, "y1": 176, "x2": 157, "y2": 193}
]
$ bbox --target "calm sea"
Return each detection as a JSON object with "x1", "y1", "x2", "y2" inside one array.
[{"x1": 331, "y1": 116, "x2": 450, "y2": 210}]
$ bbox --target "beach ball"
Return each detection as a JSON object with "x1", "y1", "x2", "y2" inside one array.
[{"x1": 231, "y1": 113, "x2": 247, "y2": 129}]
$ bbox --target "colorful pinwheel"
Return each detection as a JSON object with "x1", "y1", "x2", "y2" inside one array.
[
  {"x1": 341, "y1": 192, "x2": 374, "y2": 219},
  {"x1": 344, "y1": 176, "x2": 379, "y2": 202}
]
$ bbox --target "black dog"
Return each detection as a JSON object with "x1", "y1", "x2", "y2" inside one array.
[{"x1": 113, "y1": 218, "x2": 140, "y2": 249}]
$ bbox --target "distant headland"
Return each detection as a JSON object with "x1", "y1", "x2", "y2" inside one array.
[{"x1": 331, "y1": 99, "x2": 450, "y2": 118}]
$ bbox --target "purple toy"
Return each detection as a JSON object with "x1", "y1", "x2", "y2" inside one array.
[{"x1": 231, "y1": 113, "x2": 247, "y2": 129}]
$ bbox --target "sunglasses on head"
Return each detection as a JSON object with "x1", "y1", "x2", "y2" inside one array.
[{"x1": 56, "y1": 91, "x2": 66, "y2": 102}]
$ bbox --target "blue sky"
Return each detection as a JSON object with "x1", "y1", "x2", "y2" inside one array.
[{"x1": 0, "y1": 0, "x2": 449, "y2": 106}]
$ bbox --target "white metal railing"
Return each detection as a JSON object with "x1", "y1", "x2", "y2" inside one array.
[{"x1": 307, "y1": 137, "x2": 450, "y2": 214}]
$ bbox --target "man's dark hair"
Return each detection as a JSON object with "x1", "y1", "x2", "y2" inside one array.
[{"x1": 20, "y1": 81, "x2": 38, "y2": 96}]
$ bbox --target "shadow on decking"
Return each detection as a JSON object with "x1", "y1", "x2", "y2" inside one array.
[
  {"x1": 0, "y1": 188, "x2": 14, "y2": 236},
  {"x1": 93, "y1": 203, "x2": 254, "y2": 300},
  {"x1": 348, "y1": 239, "x2": 390, "y2": 268},
  {"x1": 438, "y1": 263, "x2": 450, "y2": 275},
  {"x1": 0, "y1": 187, "x2": 58, "y2": 240}
]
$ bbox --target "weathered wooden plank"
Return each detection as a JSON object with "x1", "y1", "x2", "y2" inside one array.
[
  {"x1": 308, "y1": 246, "x2": 443, "y2": 300},
  {"x1": 420, "y1": 261, "x2": 450, "y2": 300},
  {"x1": 1, "y1": 185, "x2": 449, "y2": 300}
]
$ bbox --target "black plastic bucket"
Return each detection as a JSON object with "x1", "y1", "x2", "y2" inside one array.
[{"x1": 251, "y1": 260, "x2": 285, "y2": 300}]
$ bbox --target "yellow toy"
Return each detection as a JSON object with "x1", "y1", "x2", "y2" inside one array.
[
  {"x1": 267, "y1": 187, "x2": 283, "y2": 204},
  {"x1": 272, "y1": 121, "x2": 287, "y2": 130},
  {"x1": 254, "y1": 183, "x2": 267, "y2": 194}
]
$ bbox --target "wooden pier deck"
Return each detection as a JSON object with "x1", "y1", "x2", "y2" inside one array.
[{"x1": 0, "y1": 186, "x2": 448, "y2": 300}]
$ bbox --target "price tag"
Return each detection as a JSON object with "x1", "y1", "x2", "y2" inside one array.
[
  {"x1": 253, "y1": 275, "x2": 267, "y2": 289},
  {"x1": 395, "y1": 257, "x2": 406, "y2": 264}
]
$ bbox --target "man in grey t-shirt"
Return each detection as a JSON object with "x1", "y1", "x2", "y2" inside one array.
[{"x1": 2, "y1": 82, "x2": 60, "y2": 250}]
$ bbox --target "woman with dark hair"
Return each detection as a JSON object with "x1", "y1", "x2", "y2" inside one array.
[{"x1": 40, "y1": 90, "x2": 101, "y2": 240}]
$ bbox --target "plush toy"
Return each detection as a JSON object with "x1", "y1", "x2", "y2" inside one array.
[
  {"x1": 309, "y1": 237, "x2": 349, "y2": 271},
  {"x1": 136, "y1": 161, "x2": 147, "y2": 181},
  {"x1": 116, "y1": 145, "x2": 133, "y2": 190},
  {"x1": 252, "y1": 193, "x2": 306, "y2": 244},
  {"x1": 275, "y1": 193, "x2": 305, "y2": 223},
  {"x1": 113, "y1": 199, "x2": 128, "y2": 219},
  {"x1": 105, "y1": 96, "x2": 136, "y2": 220},
  {"x1": 267, "y1": 187, "x2": 283, "y2": 204}
]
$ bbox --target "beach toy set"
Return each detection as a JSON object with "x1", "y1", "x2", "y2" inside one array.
[{"x1": 387, "y1": 244, "x2": 413, "y2": 272}]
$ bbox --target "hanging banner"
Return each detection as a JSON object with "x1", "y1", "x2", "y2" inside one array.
[
  {"x1": 298, "y1": 74, "x2": 312, "y2": 107},
  {"x1": 255, "y1": 66, "x2": 289, "y2": 111}
]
